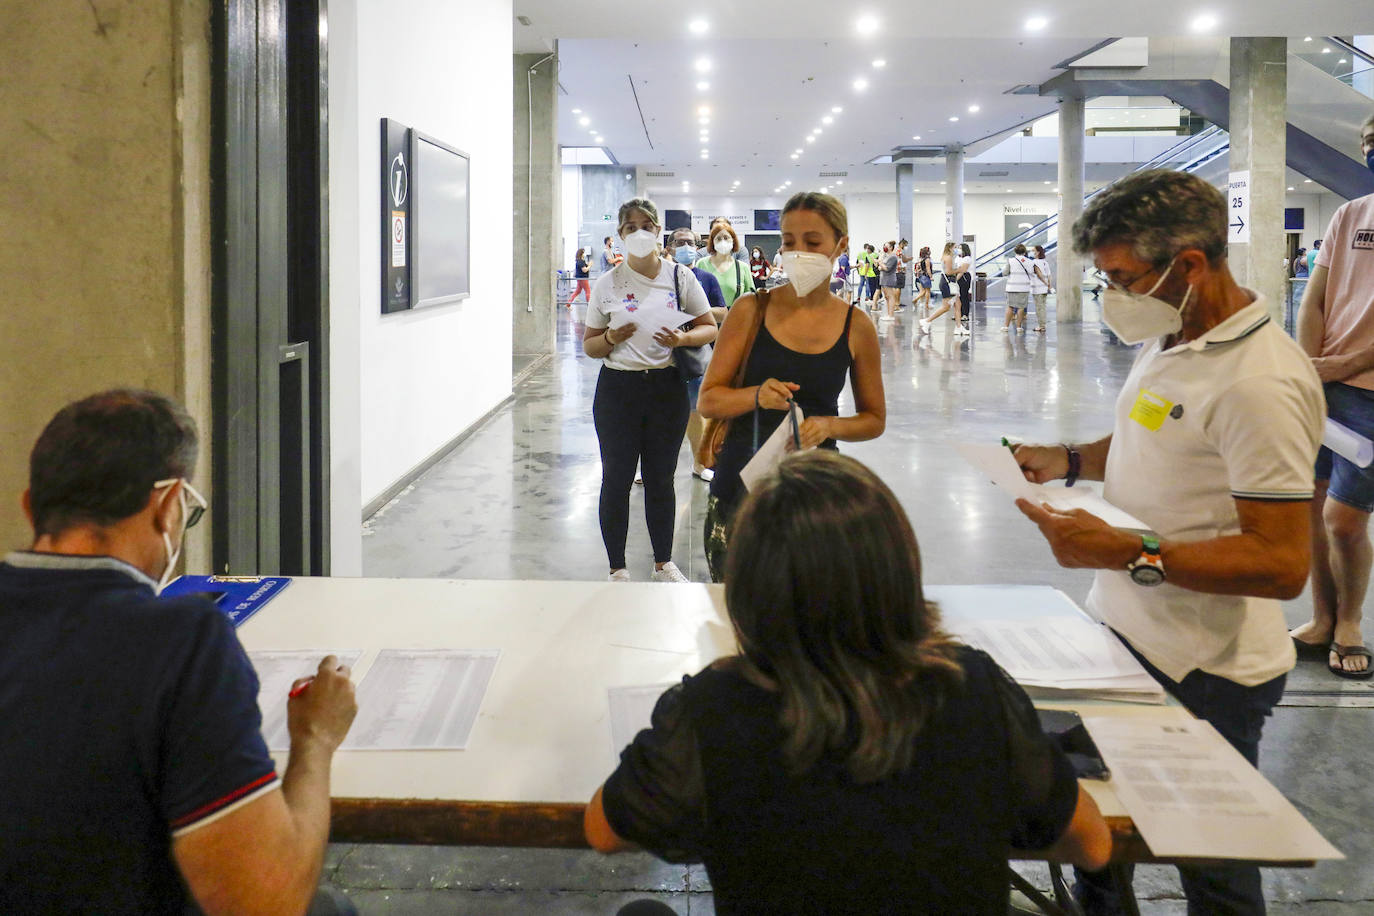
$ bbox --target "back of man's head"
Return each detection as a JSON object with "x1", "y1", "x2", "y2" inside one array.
[
  {"x1": 1074, "y1": 169, "x2": 1226, "y2": 266},
  {"x1": 29, "y1": 390, "x2": 198, "y2": 538}
]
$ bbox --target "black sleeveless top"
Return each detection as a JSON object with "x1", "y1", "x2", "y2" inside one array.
[
  {"x1": 600, "y1": 647, "x2": 1080, "y2": 915},
  {"x1": 710, "y1": 305, "x2": 856, "y2": 507}
]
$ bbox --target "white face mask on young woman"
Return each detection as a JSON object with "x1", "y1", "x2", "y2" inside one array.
[
  {"x1": 781, "y1": 247, "x2": 840, "y2": 297},
  {"x1": 621, "y1": 228, "x2": 659, "y2": 259},
  {"x1": 1101, "y1": 257, "x2": 1193, "y2": 345}
]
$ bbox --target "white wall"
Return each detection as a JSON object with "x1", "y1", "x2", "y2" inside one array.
[{"x1": 328, "y1": 0, "x2": 514, "y2": 572}]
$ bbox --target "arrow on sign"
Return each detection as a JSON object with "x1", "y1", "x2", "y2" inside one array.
[
  {"x1": 395, "y1": 277, "x2": 404, "y2": 295},
  {"x1": 1230, "y1": 215, "x2": 1245, "y2": 233}
]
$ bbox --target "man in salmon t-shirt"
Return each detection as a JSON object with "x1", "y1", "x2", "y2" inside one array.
[{"x1": 1292, "y1": 112, "x2": 1374, "y2": 680}]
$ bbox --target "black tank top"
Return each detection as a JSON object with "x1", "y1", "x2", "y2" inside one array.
[{"x1": 710, "y1": 305, "x2": 855, "y2": 507}]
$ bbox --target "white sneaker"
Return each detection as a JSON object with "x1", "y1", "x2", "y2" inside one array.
[
  {"x1": 918, "y1": 319, "x2": 931, "y2": 333},
  {"x1": 692, "y1": 465, "x2": 715, "y2": 482},
  {"x1": 651, "y1": 561, "x2": 689, "y2": 583},
  {"x1": 609, "y1": 569, "x2": 630, "y2": 582}
]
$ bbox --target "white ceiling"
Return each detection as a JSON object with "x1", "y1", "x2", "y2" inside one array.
[{"x1": 522, "y1": 1, "x2": 1369, "y2": 197}]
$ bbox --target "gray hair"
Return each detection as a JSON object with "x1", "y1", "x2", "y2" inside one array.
[
  {"x1": 617, "y1": 197, "x2": 660, "y2": 234},
  {"x1": 1072, "y1": 169, "x2": 1227, "y2": 266}
]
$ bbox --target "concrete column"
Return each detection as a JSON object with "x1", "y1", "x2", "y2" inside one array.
[
  {"x1": 896, "y1": 163, "x2": 914, "y2": 305},
  {"x1": 512, "y1": 52, "x2": 559, "y2": 364},
  {"x1": 944, "y1": 148, "x2": 965, "y2": 246},
  {"x1": 1055, "y1": 96, "x2": 1086, "y2": 322},
  {"x1": 1229, "y1": 38, "x2": 1287, "y2": 318},
  {"x1": 0, "y1": 0, "x2": 212, "y2": 557}
]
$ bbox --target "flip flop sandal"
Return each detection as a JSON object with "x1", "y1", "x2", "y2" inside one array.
[
  {"x1": 1329, "y1": 643, "x2": 1374, "y2": 680},
  {"x1": 1292, "y1": 635, "x2": 1332, "y2": 660}
]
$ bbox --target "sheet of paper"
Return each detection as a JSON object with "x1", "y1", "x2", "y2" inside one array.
[
  {"x1": 610, "y1": 302, "x2": 686, "y2": 351},
  {"x1": 957, "y1": 441, "x2": 1150, "y2": 531},
  {"x1": 740, "y1": 404, "x2": 807, "y2": 491},
  {"x1": 341, "y1": 649, "x2": 500, "y2": 751},
  {"x1": 248, "y1": 650, "x2": 364, "y2": 751},
  {"x1": 945, "y1": 616, "x2": 1156, "y2": 685},
  {"x1": 1082, "y1": 713, "x2": 1343, "y2": 861},
  {"x1": 608, "y1": 683, "x2": 674, "y2": 752}
]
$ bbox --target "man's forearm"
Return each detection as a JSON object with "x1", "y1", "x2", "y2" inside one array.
[
  {"x1": 1073, "y1": 435, "x2": 1112, "y2": 482},
  {"x1": 1160, "y1": 532, "x2": 1308, "y2": 600},
  {"x1": 279, "y1": 740, "x2": 335, "y2": 886}
]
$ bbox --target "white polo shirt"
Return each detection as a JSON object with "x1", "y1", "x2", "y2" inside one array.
[{"x1": 1088, "y1": 297, "x2": 1324, "y2": 686}]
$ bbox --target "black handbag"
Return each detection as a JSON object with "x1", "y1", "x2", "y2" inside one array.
[{"x1": 670, "y1": 264, "x2": 712, "y2": 382}]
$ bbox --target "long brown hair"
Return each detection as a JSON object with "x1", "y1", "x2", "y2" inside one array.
[{"x1": 724, "y1": 451, "x2": 964, "y2": 783}]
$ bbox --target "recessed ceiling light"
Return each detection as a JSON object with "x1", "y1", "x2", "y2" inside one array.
[
  {"x1": 1025, "y1": 15, "x2": 1048, "y2": 30},
  {"x1": 698, "y1": 116, "x2": 710, "y2": 125},
  {"x1": 694, "y1": 57, "x2": 712, "y2": 72},
  {"x1": 688, "y1": 18, "x2": 709, "y2": 34},
  {"x1": 855, "y1": 14, "x2": 879, "y2": 35},
  {"x1": 733, "y1": 179, "x2": 740, "y2": 184},
  {"x1": 1006, "y1": 189, "x2": 1013, "y2": 193},
  {"x1": 697, "y1": 105, "x2": 711, "y2": 116},
  {"x1": 578, "y1": 117, "x2": 590, "y2": 127},
  {"x1": 795, "y1": 148, "x2": 803, "y2": 154},
  {"x1": 594, "y1": 136, "x2": 603, "y2": 143},
  {"x1": 1190, "y1": 13, "x2": 1218, "y2": 31},
  {"x1": 1321, "y1": 47, "x2": 1331, "y2": 54},
  {"x1": 784, "y1": 181, "x2": 792, "y2": 186},
  {"x1": 872, "y1": 59, "x2": 887, "y2": 68},
  {"x1": 822, "y1": 116, "x2": 834, "y2": 125},
  {"x1": 836, "y1": 180, "x2": 843, "y2": 185},
  {"x1": 696, "y1": 81, "x2": 710, "y2": 91},
  {"x1": 790, "y1": 153, "x2": 799, "y2": 159},
  {"x1": 1339, "y1": 58, "x2": 1348, "y2": 64},
  {"x1": 1043, "y1": 180, "x2": 1051, "y2": 184},
  {"x1": 852, "y1": 77, "x2": 869, "y2": 91},
  {"x1": 806, "y1": 136, "x2": 816, "y2": 144},
  {"x1": 968, "y1": 104, "x2": 980, "y2": 113},
  {"x1": 571, "y1": 108, "x2": 582, "y2": 114},
  {"x1": 700, "y1": 152, "x2": 709, "y2": 159},
  {"x1": 1304, "y1": 178, "x2": 1313, "y2": 183},
  {"x1": 1053, "y1": 187, "x2": 1059, "y2": 192},
  {"x1": 813, "y1": 127, "x2": 823, "y2": 134},
  {"x1": 912, "y1": 135, "x2": 921, "y2": 140},
  {"x1": 1304, "y1": 36, "x2": 1312, "y2": 41},
  {"x1": 940, "y1": 180, "x2": 946, "y2": 185},
  {"x1": 832, "y1": 106, "x2": 843, "y2": 113},
  {"x1": 949, "y1": 116, "x2": 959, "y2": 122},
  {"x1": 1287, "y1": 186, "x2": 1295, "y2": 191}
]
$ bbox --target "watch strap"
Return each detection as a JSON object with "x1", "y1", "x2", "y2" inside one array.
[{"x1": 1063, "y1": 445, "x2": 1081, "y2": 487}]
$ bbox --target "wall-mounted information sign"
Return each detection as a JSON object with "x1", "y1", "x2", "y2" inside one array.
[{"x1": 381, "y1": 117, "x2": 412, "y2": 313}]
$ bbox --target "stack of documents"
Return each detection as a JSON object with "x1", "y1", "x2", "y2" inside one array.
[{"x1": 944, "y1": 614, "x2": 1168, "y2": 704}]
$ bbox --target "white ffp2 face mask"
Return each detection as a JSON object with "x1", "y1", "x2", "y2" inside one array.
[
  {"x1": 713, "y1": 236, "x2": 734, "y2": 254},
  {"x1": 781, "y1": 251, "x2": 836, "y2": 297},
  {"x1": 155, "y1": 484, "x2": 188, "y2": 594},
  {"x1": 621, "y1": 228, "x2": 659, "y2": 259},
  {"x1": 1101, "y1": 259, "x2": 1192, "y2": 345}
]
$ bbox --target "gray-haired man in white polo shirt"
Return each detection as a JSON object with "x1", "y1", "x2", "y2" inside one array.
[{"x1": 1011, "y1": 170, "x2": 1324, "y2": 916}]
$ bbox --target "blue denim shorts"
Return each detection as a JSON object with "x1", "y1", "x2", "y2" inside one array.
[{"x1": 1315, "y1": 382, "x2": 1374, "y2": 512}]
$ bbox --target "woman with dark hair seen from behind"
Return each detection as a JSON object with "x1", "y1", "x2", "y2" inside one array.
[
  {"x1": 585, "y1": 451, "x2": 1111, "y2": 914},
  {"x1": 913, "y1": 245, "x2": 933, "y2": 318},
  {"x1": 582, "y1": 197, "x2": 718, "y2": 582},
  {"x1": 1030, "y1": 244, "x2": 1053, "y2": 332},
  {"x1": 696, "y1": 191, "x2": 886, "y2": 582}
]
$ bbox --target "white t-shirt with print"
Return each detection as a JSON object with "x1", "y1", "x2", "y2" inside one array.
[
  {"x1": 586, "y1": 260, "x2": 711, "y2": 371},
  {"x1": 1087, "y1": 298, "x2": 1324, "y2": 687}
]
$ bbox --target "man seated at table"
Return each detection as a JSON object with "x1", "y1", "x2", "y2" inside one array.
[{"x1": 0, "y1": 389, "x2": 358, "y2": 915}]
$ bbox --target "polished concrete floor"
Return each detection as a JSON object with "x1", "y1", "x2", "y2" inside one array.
[{"x1": 345, "y1": 294, "x2": 1374, "y2": 914}]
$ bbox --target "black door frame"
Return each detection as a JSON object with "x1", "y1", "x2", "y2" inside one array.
[{"x1": 211, "y1": 0, "x2": 330, "y2": 575}]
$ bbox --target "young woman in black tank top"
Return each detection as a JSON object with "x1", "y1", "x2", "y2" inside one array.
[{"x1": 697, "y1": 192, "x2": 887, "y2": 582}]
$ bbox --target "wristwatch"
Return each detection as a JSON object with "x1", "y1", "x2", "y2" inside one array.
[
  {"x1": 1127, "y1": 535, "x2": 1165, "y2": 587},
  {"x1": 1063, "y1": 444, "x2": 1081, "y2": 488}
]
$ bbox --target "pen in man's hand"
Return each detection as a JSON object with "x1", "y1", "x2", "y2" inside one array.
[{"x1": 288, "y1": 677, "x2": 315, "y2": 699}]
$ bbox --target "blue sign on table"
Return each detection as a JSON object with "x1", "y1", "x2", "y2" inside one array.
[{"x1": 160, "y1": 575, "x2": 291, "y2": 628}]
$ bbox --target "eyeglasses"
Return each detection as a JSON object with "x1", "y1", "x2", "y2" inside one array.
[
  {"x1": 154, "y1": 478, "x2": 208, "y2": 529},
  {"x1": 1103, "y1": 264, "x2": 1165, "y2": 293}
]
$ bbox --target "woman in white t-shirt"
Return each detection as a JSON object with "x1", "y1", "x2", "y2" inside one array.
[
  {"x1": 583, "y1": 198, "x2": 718, "y2": 582},
  {"x1": 1030, "y1": 244, "x2": 1053, "y2": 332}
]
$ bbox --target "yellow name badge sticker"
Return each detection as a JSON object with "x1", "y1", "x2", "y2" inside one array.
[{"x1": 1129, "y1": 388, "x2": 1174, "y2": 431}]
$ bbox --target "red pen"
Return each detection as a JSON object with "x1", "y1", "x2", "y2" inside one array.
[{"x1": 288, "y1": 677, "x2": 315, "y2": 698}]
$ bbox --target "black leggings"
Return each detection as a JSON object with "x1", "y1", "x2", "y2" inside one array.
[
  {"x1": 957, "y1": 273, "x2": 973, "y2": 319},
  {"x1": 593, "y1": 366, "x2": 690, "y2": 569}
]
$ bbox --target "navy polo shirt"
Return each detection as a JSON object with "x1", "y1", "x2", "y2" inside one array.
[{"x1": 0, "y1": 552, "x2": 278, "y2": 914}]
